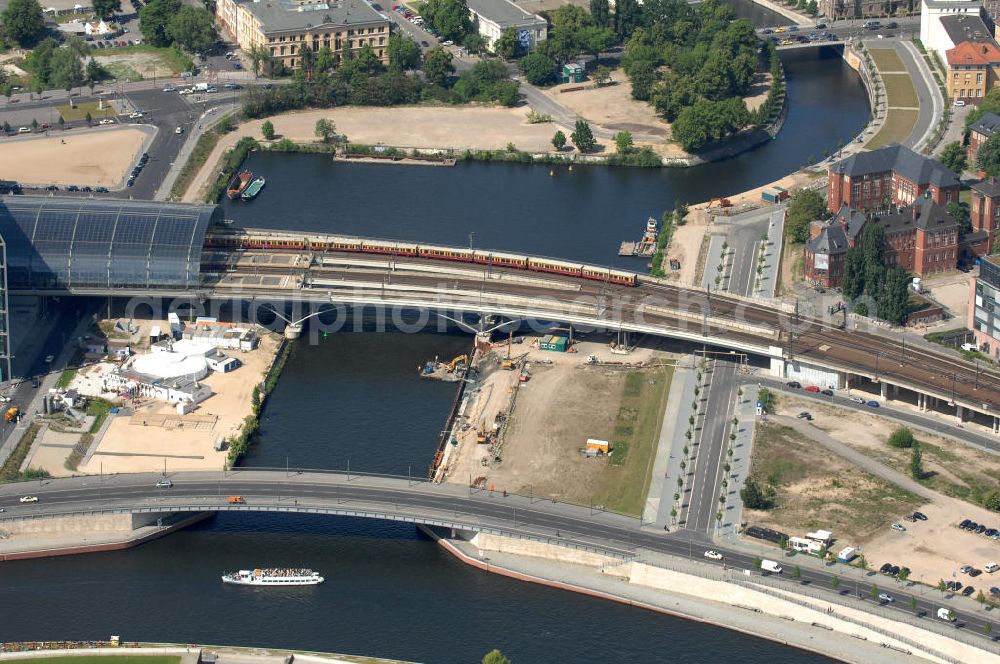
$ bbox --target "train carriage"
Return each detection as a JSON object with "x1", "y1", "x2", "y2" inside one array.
[
  {"x1": 527, "y1": 257, "x2": 585, "y2": 278},
  {"x1": 488, "y1": 251, "x2": 528, "y2": 268},
  {"x1": 362, "y1": 239, "x2": 418, "y2": 256},
  {"x1": 419, "y1": 245, "x2": 476, "y2": 262}
]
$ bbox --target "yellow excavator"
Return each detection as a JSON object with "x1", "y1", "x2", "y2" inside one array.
[{"x1": 446, "y1": 354, "x2": 468, "y2": 372}]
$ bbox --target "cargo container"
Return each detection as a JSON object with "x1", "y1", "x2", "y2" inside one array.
[
  {"x1": 586, "y1": 438, "x2": 610, "y2": 454},
  {"x1": 539, "y1": 334, "x2": 569, "y2": 352},
  {"x1": 837, "y1": 546, "x2": 858, "y2": 563}
]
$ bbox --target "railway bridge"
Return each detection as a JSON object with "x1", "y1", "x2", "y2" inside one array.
[{"x1": 0, "y1": 196, "x2": 999, "y2": 430}]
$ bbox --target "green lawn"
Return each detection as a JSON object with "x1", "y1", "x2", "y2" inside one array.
[
  {"x1": 866, "y1": 109, "x2": 919, "y2": 149},
  {"x1": 57, "y1": 101, "x2": 116, "y2": 122},
  {"x1": 869, "y1": 48, "x2": 906, "y2": 72},
  {"x1": 882, "y1": 73, "x2": 919, "y2": 108},
  {"x1": 17, "y1": 657, "x2": 180, "y2": 664},
  {"x1": 590, "y1": 366, "x2": 674, "y2": 515}
]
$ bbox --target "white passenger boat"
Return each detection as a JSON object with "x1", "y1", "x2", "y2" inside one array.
[{"x1": 221, "y1": 568, "x2": 324, "y2": 586}]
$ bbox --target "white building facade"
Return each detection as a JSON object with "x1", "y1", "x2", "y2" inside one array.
[
  {"x1": 921, "y1": 0, "x2": 986, "y2": 62},
  {"x1": 466, "y1": 0, "x2": 547, "y2": 51}
]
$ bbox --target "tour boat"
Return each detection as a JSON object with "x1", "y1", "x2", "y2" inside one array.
[
  {"x1": 226, "y1": 170, "x2": 253, "y2": 199},
  {"x1": 221, "y1": 568, "x2": 324, "y2": 586}
]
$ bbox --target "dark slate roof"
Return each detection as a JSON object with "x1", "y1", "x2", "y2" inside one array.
[
  {"x1": 941, "y1": 14, "x2": 997, "y2": 46},
  {"x1": 806, "y1": 223, "x2": 849, "y2": 255},
  {"x1": 972, "y1": 177, "x2": 1000, "y2": 197},
  {"x1": 970, "y1": 112, "x2": 1000, "y2": 139},
  {"x1": 871, "y1": 197, "x2": 958, "y2": 236},
  {"x1": 830, "y1": 144, "x2": 960, "y2": 189},
  {"x1": 832, "y1": 204, "x2": 867, "y2": 243},
  {"x1": 962, "y1": 230, "x2": 990, "y2": 243}
]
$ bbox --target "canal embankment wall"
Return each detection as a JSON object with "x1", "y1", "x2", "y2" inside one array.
[
  {"x1": 0, "y1": 512, "x2": 212, "y2": 561},
  {"x1": 0, "y1": 643, "x2": 414, "y2": 664},
  {"x1": 421, "y1": 526, "x2": 996, "y2": 664}
]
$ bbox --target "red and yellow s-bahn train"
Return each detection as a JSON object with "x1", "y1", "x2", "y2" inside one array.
[{"x1": 205, "y1": 229, "x2": 639, "y2": 286}]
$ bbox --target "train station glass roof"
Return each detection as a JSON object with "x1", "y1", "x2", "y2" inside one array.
[{"x1": 0, "y1": 197, "x2": 220, "y2": 290}]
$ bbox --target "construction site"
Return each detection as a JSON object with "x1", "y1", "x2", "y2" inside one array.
[{"x1": 437, "y1": 328, "x2": 675, "y2": 515}]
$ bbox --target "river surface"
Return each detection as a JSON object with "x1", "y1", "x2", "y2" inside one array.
[{"x1": 3, "y1": 25, "x2": 861, "y2": 664}]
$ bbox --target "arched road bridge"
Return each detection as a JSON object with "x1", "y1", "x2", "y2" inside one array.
[{"x1": 0, "y1": 469, "x2": 998, "y2": 651}]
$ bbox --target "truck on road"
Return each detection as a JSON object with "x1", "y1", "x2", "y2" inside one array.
[
  {"x1": 761, "y1": 559, "x2": 783, "y2": 574},
  {"x1": 227, "y1": 495, "x2": 246, "y2": 504},
  {"x1": 192, "y1": 83, "x2": 210, "y2": 92}
]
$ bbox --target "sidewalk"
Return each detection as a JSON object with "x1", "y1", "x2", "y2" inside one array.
[
  {"x1": 756, "y1": 209, "x2": 785, "y2": 298},
  {"x1": 716, "y1": 382, "x2": 759, "y2": 541},
  {"x1": 644, "y1": 355, "x2": 696, "y2": 528},
  {"x1": 155, "y1": 101, "x2": 240, "y2": 201}
]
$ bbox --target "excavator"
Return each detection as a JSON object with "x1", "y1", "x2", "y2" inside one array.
[
  {"x1": 446, "y1": 354, "x2": 468, "y2": 372},
  {"x1": 500, "y1": 331, "x2": 515, "y2": 370}
]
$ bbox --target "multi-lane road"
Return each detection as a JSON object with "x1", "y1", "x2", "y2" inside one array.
[{"x1": 0, "y1": 469, "x2": 996, "y2": 650}]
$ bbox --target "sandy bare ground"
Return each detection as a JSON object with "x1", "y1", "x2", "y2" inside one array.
[
  {"x1": 24, "y1": 429, "x2": 81, "y2": 477},
  {"x1": 183, "y1": 106, "x2": 576, "y2": 202},
  {"x1": 77, "y1": 333, "x2": 281, "y2": 474},
  {"x1": 663, "y1": 217, "x2": 710, "y2": 286},
  {"x1": 542, "y1": 78, "x2": 673, "y2": 138},
  {"x1": 0, "y1": 126, "x2": 149, "y2": 187},
  {"x1": 919, "y1": 271, "x2": 973, "y2": 324},
  {"x1": 772, "y1": 394, "x2": 1000, "y2": 588}
]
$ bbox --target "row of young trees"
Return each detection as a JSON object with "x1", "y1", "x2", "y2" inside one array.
[{"x1": 242, "y1": 41, "x2": 519, "y2": 119}]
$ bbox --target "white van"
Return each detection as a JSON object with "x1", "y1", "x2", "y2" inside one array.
[
  {"x1": 961, "y1": 342, "x2": 979, "y2": 352},
  {"x1": 985, "y1": 562, "x2": 999, "y2": 573},
  {"x1": 937, "y1": 607, "x2": 955, "y2": 621},
  {"x1": 761, "y1": 559, "x2": 783, "y2": 574}
]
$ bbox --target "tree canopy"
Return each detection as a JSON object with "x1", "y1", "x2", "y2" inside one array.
[
  {"x1": 139, "y1": 0, "x2": 182, "y2": 47},
  {"x1": 166, "y1": 5, "x2": 216, "y2": 53},
  {"x1": 977, "y1": 133, "x2": 1000, "y2": 177},
  {"x1": 571, "y1": 119, "x2": 596, "y2": 152},
  {"x1": 388, "y1": 34, "x2": 422, "y2": 71},
  {"x1": 938, "y1": 141, "x2": 967, "y2": 175},
  {"x1": 518, "y1": 52, "x2": 557, "y2": 86},
  {"x1": 2, "y1": 0, "x2": 45, "y2": 47},
  {"x1": 92, "y1": 0, "x2": 121, "y2": 20},
  {"x1": 670, "y1": 97, "x2": 749, "y2": 152},
  {"x1": 785, "y1": 189, "x2": 826, "y2": 243},
  {"x1": 422, "y1": 46, "x2": 454, "y2": 87},
  {"x1": 423, "y1": 0, "x2": 473, "y2": 42}
]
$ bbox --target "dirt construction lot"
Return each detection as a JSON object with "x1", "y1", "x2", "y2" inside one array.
[
  {"x1": 768, "y1": 394, "x2": 1000, "y2": 592},
  {"x1": 446, "y1": 336, "x2": 674, "y2": 515},
  {"x1": 0, "y1": 126, "x2": 149, "y2": 187}
]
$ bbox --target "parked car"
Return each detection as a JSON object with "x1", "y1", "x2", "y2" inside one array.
[
  {"x1": 960, "y1": 519, "x2": 972, "y2": 529},
  {"x1": 961, "y1": 564, "x2": 973, "y2": 574},
  {"x1": 821, "y1": 389, "x2": 834, "y2": 396},
  {"x1": 804, "y1": 386, "x2": 820, "y2": 393},
  {"x1": 95, "y1": 186, "x2": 108, "y2": 193},
  {"x1": 879, "y1": 563, "x2": 893, "y2": 574},
  {"x1": 955, "y1": 100, "x2": 967, "y2": 107},
  {"x1": 786, "y1": 381, "x2": 801, "y2": 388},
  {"x1": 850, "y1": 396, "x2": 865, "y2": 404},
  {"x1": 903, "y1": 514, "x2": 917, "y2": 522},
  {"x1": 815, "y1": 23, "x2": 827, "y2": 29},
  {"x1": 797, "y1": 411, "x2": 813, "y2": 420},
  {"x1": 970, "y1": 569, "x2": 983, "y2": 577},
  {"x1": 891, "y1": 523, "x2": 906, "y2": 532},
  {"x1": 888, "y1": 565, "x2": 900, "y2": 576},
  {"x1": 866, "y1": 400, "x2": 880, "y2": 408},
  {"x1": 175, "y1": 126, "x2": 184, "y2": 134},
  {"x1": 963, "y1": 586, "x2": 976, "y2": 596},
  {"x1": 913, "y1": 512, "x2": 928, "y2": 521}
]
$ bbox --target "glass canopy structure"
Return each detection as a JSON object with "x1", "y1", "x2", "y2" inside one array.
[{"x1": 0, "y1": 196, "x2": 220, "y2": 291}]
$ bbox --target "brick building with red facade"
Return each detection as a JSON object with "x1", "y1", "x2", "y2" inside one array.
[
  {"x1": 804, "y1": 197, "x2": 960, "y2": 287},
  {"x1": 827, "y1": 144, "x2": 961, "y2": 213},
  {"x1": 968, "y1": 112, "x2": 1000, "y2": 170}
]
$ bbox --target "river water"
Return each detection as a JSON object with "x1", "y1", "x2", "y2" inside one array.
[{"x1": 1, "y1": 20, "x2": 861, "y2": 664}]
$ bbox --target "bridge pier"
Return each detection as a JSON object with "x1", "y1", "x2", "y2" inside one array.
[
  {"x1": 880, "y1": 382, "x2": 887, "y2": 400},
  {"x1": 956, "y1": 404, "x2": 964, "y2": 426},
  {"x1": 284, "y1": 323, "x2": 303, "y2": 340}
]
